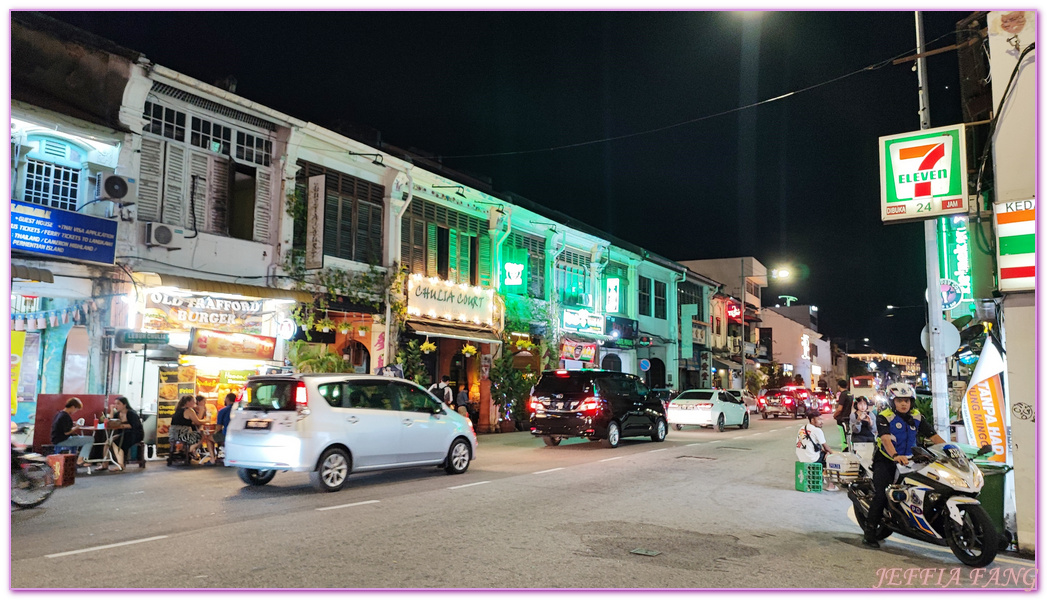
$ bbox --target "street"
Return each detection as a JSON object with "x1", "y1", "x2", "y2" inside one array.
[{"x1": 11, "y1": 416, "x2": 1034, "y2": 590}]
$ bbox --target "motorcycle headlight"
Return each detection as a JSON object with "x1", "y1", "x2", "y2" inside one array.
[
  {"x1": 972, "y1": 467, "x2": 984, "y2": 490},
  {"x1": 933, "y1": 467, "x2": 971, "y2": 490}
]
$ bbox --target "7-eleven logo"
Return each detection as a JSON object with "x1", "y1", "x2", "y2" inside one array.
[{"x1": 890, "y1": 135, "x2": 954, "y2": 201}]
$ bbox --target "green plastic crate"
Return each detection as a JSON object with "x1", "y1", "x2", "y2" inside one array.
[{"x1": 795, "y1": 461, "x2": 823, "y2": 492}]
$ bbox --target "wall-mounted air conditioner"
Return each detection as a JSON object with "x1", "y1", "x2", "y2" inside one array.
[{"x1": 144, "y1": 222, "x2": 185, "y2": 250}]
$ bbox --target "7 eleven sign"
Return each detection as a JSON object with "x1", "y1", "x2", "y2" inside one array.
[{"x1": 879, "y1": 124, "x2": 968, "y2": 223}]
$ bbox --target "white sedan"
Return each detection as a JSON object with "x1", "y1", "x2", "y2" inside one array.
[{"x1": 666, "y1": 389, "x2": 750, "y2": 432}]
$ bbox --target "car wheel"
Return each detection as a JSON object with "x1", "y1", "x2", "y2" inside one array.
[
  {"x1": 651, "y1": 418, "x2": 667, "y2": 442},
  {"x1": 444, "y1": 438, "x2": 471, "y2": 474},
  {"x1": 542, "y1": 435, "x2": 561, "y2": 447},
  {"x1": 310, "y1": 447, "x2": 351, "y2": 492},
  {"x1": 673, "y1": 423, "x2": 683, "y2": 431},
  {"x1": 601, "y1": 421, "x2": 621, "y2": 448},
  {"x1": 760, "y1": 411, "x2": 768, "y2": 420},
  {"x1": 741, "y1": 413, "x2": 750, "y2": 429},
  {"x1": 716, "y1": 414, "x2": 725, "y2": 432},
  {"x1": 237, "y1": 468, "x2": 276, "y2": 486}
]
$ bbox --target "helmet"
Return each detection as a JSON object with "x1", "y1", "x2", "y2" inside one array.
[{"x1": 886, "y1": 382, "x2": 916, "y2": 404}]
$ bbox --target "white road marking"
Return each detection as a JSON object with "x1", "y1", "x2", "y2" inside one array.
[
  {"x1": 887, "y1": 537, "x2": 1035, "y2": 566},
  {"x1": 448, "y1": 481, "x2": 490, "y2": 490},
  {"x1": 599, "y1": 456, "x2": 624, "y2": 462},
  {"x1": 685, "y1": 443, "x2": 704, "y2": 447},
  {"x1": 46, "y1": 535, "x2": 168, "y2": 559},
  {"x1": 648, "y1": 448, "x2": 669, "y2": 453},
  {"x1": 751, "y1": 432, "x2": 765, "y2": 435},
  {"x1": 315, "y1": 500, "x2": 380, "y2": 512},
  {"x1": 532, "y1": 467, "x2": 565, "y2": 474}
]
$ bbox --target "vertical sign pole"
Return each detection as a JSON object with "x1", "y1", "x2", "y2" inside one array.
[
  {"x1": 740, "y1": 258, "x2": 746, "y2": 395},
  {"x1": 915, "y1": 11, "x2": 951, "y2": 439}
]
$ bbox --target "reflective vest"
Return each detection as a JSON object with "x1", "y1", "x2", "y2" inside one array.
[{"x1": 876, "y1": 408, "x2": 922, "y2": 459}]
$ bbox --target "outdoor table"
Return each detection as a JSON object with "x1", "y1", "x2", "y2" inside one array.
[{"x1": 80, "y1": 422, "x2": 122, "y2": 472}]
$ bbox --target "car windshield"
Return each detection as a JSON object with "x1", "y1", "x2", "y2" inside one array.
[
  {"x1": 676, "y1": 391, "x2": 714, "y2": 401},
  {"x1": 534, "y1": 374, "x2": 593, "y2": 394},
  {"x1": 244, "y1": 381, "x2": 297, "y2": 411}
]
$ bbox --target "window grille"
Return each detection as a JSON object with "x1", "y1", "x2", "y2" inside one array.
[
  {"x1": 191, "y1": 117, "x2": 232, "y2": 155},
  {"x1": 24, "y1": 159, "x2": 79, "y2": 211},
  {"x1": 151, "y1": 82, "x2": 277, "y2": 131},
  {"x1": 143, "y1": 101, "x2": 186, "y2": 142},
  {"x1": 236, "y1": 131, "x2": 272, "y2": 167}
]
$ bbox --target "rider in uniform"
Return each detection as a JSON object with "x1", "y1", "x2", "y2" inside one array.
[{"x1": 862, "y1": 383, "x2": 945, "y2": 549}]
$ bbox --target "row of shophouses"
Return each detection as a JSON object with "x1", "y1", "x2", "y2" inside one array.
[{"x1": 10, "y1": 13, "x2": 840, "y2": 436}]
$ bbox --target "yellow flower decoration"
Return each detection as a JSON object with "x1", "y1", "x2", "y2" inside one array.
[
  {"x1": 461, "y1": 343, "x2": 477, "y2": 357},
  {"x1": 420, "y1": 340, "x2": 437, "y2": 354}
]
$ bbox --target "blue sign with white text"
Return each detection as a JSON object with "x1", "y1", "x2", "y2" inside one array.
[{"x1": 10, "y1": 200, "x2": 118, "y2": 264}]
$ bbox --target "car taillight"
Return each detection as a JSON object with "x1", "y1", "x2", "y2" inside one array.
[
  {"x1": 555, "y1": 370, "x2": 570, "y2": 377},
  {"x1": 296, "y1": 381, "x2": 308, "y2": 408},
  {"x1": 530, "y1": 396, "x2": 544, "y2": 412},
  {"x1": 784, "y1": 398, "x2": 794, "y2": 405},
  {"x1": 758, "y1": 396, "x2": 766, "y2": 405},
  {"x1": 697, "y1": 403, "x2": 713, "y2": 408},
  {"x1": 578, "y1": 397, "x2": 599, "y2": 412}
]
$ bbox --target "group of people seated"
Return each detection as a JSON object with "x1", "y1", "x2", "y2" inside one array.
[
  {"x1": 49, "y1": 396, "x2": 144, "y2": 471},
  {"x1": 169, "y1": 393, "x2": 234, "y2": 465}
]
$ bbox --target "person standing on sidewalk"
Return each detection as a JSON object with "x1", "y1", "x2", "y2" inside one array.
[{"x1": 796, "y1": 410, "x2": 837, "y2": 491}]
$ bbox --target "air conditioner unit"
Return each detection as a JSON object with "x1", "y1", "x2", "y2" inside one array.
[
  {"x1": 145, "y1": 222, "x2": 185, "y2": 250},
  {"x1": 94, "y1": 171, "x2": 136, "y2": 203}
]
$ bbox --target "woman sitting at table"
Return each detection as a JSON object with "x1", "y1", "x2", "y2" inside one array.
[
  {"x1": 169, "y1": 396, "x2": 217, "y2": 465},
  {"x1": 106, "y1": 396, "x2": 144, "y2": 471}
]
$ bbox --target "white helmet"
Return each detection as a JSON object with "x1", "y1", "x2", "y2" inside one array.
[{"x1": 886, "y1": 382, "x2": 916, "y2": 401}]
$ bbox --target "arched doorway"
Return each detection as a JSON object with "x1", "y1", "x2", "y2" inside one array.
[
  {"x1": 341, "y1": 339, "x2": 370, "y2": 373},
  {"x1": 645, "y1": 357, "x2": 666, "y2": 388},
  {"x1": 601, "y1": 353, "x2": 622, "y2": 372}
]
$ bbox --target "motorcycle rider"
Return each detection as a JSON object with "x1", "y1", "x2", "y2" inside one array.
[{"x1": 862, "y1": 383, "x2": 945, "y2": 549}]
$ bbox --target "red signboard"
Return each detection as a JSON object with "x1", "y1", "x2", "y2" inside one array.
[
  {"x1": 187, "y1": 329, "x2": 277, "y2": 361},
  {"x1": 726, "y1": 301, "x2": 743, "y2": 323}
]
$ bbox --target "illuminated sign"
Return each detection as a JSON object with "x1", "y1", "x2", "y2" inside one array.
[
  {"x1": 187, "y1": 329, "x2": 277, "y2": 361},
  {"x1": 937, "y1": 215, "x2": 975, "y2": 317},
  {"x1": 560, "y1": 341, "x2": 596, "y2": 362},
  {"x1": 500, "y1": 247, "x2": 528, "y2": 295},
  {"x1": 879, "y1": 124, "x2": 968, "y2": 223},
  {"x1": 11, "y1": 200, "x2": 118, "y2": 264},
  {"x1": 993, "y1": 198, "x2": 1035, "y2": 292},
  {"x1": 605, "y1": 277, "x2": 620, "y2": 313},
  {"x1": 801, "y1": 334, "x2": 811, "y2": 360},
  {"x1": 406, "y1": 274, "x2": 496, "y2": 326},
  {"x1": 144, "y1": 291, "x2": 264, "y2": 334},
  {"x1": 562, "y1": 308, "x2": 605, "y2": 335},
  {"x1": 726, "y1": 301, "x2": 742, "y2": 323}
]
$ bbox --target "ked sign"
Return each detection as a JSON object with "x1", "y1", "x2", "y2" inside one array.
[{"x1": 879, "y1": 124, "x2": 968, "y2": 223}]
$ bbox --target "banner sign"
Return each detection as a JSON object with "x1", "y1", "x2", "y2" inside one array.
[
  {"x1": 605, "y1": 277, "x2": 621, "y2": 313},
  {"x1": 960, "y1": 342, "x2": 1009, "y2": 463},
  {"x1": 406, "y1": 274, "x2": 495, "y2": 326},
  {"x1": 560, "y1": 341, "x2": 596, "y2": 362},
  {"x1": 144, "y1": 291, "x2": 264, "y2": 334},
  {"x1": 993, "y1": 198, "x2": 1035, "y2": 292},
  {"x1": 11, "y1": 331, "x2": 25, "y2": 415},
  {"x1": 305, "y1": 174, "x2": 325, "y2": 270},
  {"x1": 115, "y1": 329, "x2": 170, "y2": 347},
  {"x1": 11, "y1": 200, "x2": 118, "y2": 264},
  {"x1": 562, "y1": 308, "x2": 605, "y2": 335},
  {"x1": 879, "y1": 124, "x2": 968, "y2": 223},
  {"x1": 937, "y1": 216, "x2": 976, "y2": 318},
  {"x1": 501, "y1": 246, "x2": 529, "y2": 295},
  {"x1": 187, "y1": 329, "x2": 277, "y2": 361},
  {"x1": 726, "y1": 300, "x2": 742, "y2": 323}
]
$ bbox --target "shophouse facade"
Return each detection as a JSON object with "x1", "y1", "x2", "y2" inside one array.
[
  {"x1": 677, "y1": 270, "x2": 722, "y2": 390},
  {"x1": 759, "y1": 307, "x2": 831, "y2": 390}
]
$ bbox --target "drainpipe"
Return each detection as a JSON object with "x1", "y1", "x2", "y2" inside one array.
[
  {"x1": 670, "y1": 269, "x2": 686, "y2": 388},
  {"x1": 492, "y1": 205, "x2": 512, "y2": 292},
  {"x1": 385, "y1": 164, "x2": 414, "y2": 369}
]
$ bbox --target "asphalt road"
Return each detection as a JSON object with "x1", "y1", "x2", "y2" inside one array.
[{"x1": 10, "y1": 413, "x2": 1036, "y2": 590}]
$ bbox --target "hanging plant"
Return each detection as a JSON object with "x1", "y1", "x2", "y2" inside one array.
[
  {"x1": 315, "y1": 316, "x2": 336, "y2": 333},
  {"x1": 420, "y1": 339, "x2": 437, "y2": 354},
  {"x1": 338, "y1": 323, "x2": 351, "y2": 335},
  {"x1": 461, "y1": 343, "x2": 478, "y2": 357},
  {"x1": 515, "y1": 339, "x2": 535, "y2": 352}
]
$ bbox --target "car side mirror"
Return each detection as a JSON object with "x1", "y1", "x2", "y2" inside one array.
[{"x1": 975, "y1": 444, "x2": 994, "y2": 458}]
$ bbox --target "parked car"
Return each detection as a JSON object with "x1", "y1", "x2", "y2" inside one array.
[
  {"x1": 811, "y1": 389, "x2": 835, "y2": 413},
  {"x1": 757, "y1": 387, "x2": 813, "y2": 419},
  {"x1": 728, "y1": 388, "x2": 759, "y2": 414},
  {"x1": 224, "y1": 374, "x2": 478, "y2": 492},
  {"x1": 528, "y1": 370, "x2": 668, "y2": 448},
  {"x1": 667, "y1": 389, "x2": 750, "y2": 431}
]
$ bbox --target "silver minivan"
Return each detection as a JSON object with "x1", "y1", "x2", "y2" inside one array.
[{"x1": 224, "y1": 374, "x2": 478, "y2": 492}]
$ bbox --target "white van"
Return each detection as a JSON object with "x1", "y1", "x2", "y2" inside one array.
[{"x1": 224, "y1": 374, "x2": 477, "y2": 492}]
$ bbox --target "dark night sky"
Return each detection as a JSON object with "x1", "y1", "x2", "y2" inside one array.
[{"x1": 42, "y1": 10, "x2": 973, "y2": 356}]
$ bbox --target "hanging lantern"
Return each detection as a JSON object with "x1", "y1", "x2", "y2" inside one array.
[
  {"x1": 48, "y1": 311, "x2": 59, "y2": 327},
  {"x1": 61, "y1": 309, "x2": 70, "y2": 324}
]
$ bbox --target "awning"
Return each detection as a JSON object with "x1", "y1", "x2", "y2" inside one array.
[
  {"x1": 713, "y1": 357, "x2": 742, "y2": 370},
  {"x1": 407, "y1": 321, "x2": 502, "y2": 345},
  {"x1": 11, "y1": 265, "x2": 54, "y2": 283},
  {"x1": 157, "y1": 274, "x2": 315, "y2": 303}
]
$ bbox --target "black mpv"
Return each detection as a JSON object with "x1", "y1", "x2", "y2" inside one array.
[{"x1": 528, "y1": 369, "x2": 668, "y2": 448}]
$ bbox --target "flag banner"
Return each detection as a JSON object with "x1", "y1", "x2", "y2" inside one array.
[{"x1": 960, "y1": 341, "x2": 1008, "y2": 462}]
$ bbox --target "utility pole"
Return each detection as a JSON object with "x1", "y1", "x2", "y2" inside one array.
[
  {"x1": 915, "y1": 11, "x2": 951, "y2": 440},
  {"x1": 739, "y1": 258, "x2": 746, "y2": 395}
]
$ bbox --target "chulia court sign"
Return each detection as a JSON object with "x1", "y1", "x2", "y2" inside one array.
[{"x1": 879, "y1": 124, "x2": 968, "y2": 223}]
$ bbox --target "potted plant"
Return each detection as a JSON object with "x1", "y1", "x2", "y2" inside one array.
[
  {"x1": 314, "y1": 316, "x2": 336, "y2": 333},
  {"x1": 420, "y1": 339, "x2": 437, "y2": 354},
  {"x1": 461, "y1": 343, "x2": 477, "y2": 357},
  {"x1": 338, "y1": 322, "x2": 351, "y2": 335}
]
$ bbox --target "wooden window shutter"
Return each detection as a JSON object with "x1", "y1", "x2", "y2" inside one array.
[
  {"x1": 323, "y1": 188, "x2": 339, "y2": 258},
  {"x1": 369, "y1": 203, "x2": 383, "y2": 265},
  {"x1": 137, "y1": 137, "x2": 163, "y2": 221},
  {"x1": 187, "y1": 150, "x2": 209, "y2": 234},
  {"x1": 426, "y1": 222, "x2": 438, "y2": 277},
  {"x1": 208, "y1": 156, "x2": 230, "y2": 235},
  {"x1": 459, "y1": 233, "x2": 472, "y2": 286},
  {"x1": 478, "y1": 234, "x2": 492, "y2": 287},
  {"x1": 400, "y1": 216, "x2": 411, "y2": 271},
  {"x1": 252, "y1": 168, "x2": 272, "y2": 243},
  {"x1": 448, "y1": 228, "x2": 458, "y2": 283},
  {"x1": 161, "y1": 143, "x2": 186, "y2": 226},
  {"x1": 411, "y1": 219, "x2": 425, "y2": 274},
  {"x1": 337, "y1": 197, "x2": 352, "y2": 260},
  {"x1": 355, "y1": 202, "x2": 371, "y2": 263}
]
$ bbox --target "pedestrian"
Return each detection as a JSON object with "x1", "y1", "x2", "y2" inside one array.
[
  {"x1": 106, "y1": 396, "x2": 144, "y2": 471},
  {"x1": 50, "y1": 397, "x2": 95, "y2": 467},
  {"x1": 848, "y1": 397, "x2": 878, "y2": 443},
  {"x1": 213, "y1": 392, "x2": 235, "y2": 459},
  {"x1": 428, "y1": 375, "x2": 454, "y2": 405},
  {"x1": 455, "y1": 386, "x2": 470, "y2": 417},
  {"x1": 862, "y1": 383, "x2": 945, "y2": 549},
  {"x1": 195, "y1": 394, "x2": 210, "y2": 423},
  {"x1": 796, "y1": 410, "x2": 837, "y2": 491},
  {"x1": 832, "y1": 378, "x2": 854, "y2": 450}
]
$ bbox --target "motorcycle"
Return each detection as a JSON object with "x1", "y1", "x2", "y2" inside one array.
[
  {"x1": 847, "y1": 442, "x2": 999, "y2": 567},
  {"x1": 11, "y1": 445, "x2": 56, "y2": 509}
]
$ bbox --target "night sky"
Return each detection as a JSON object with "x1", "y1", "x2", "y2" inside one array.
[{"x1": 41, "y1": 10, "x2": 974, "y2": 356}]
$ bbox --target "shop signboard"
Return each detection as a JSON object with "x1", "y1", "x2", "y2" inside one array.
[
  {"x1": 144, "y1": 291, "x2": 264, "y2": 334},
  {"x1": 936, "y1": 215, "x2": 976, "y2": 318},
  {"x1": 679, "y1": 305, "x2": 698, "y2": 360},
  {"x1": 560, "y1": 341, "x2": 596, "y2": 362},
  {"x1": 115, "y1": 329, "x2": 170, "y2": 347},
  {"x1": 993, "y1": 198, "x2": 1035, "y2": 292},
  {"x1": 406, "y1": 274, "x2": 496, "y2": 326},
  {"x1": 879, "y1": 124, "x2": 968, "y2": 223},
  {"x1": 10, "y1": 200, "x2": 118, "y2": 264},
  {"x1": 726, "y1": 300, "x2": 742, "y2": 323},
  {"x1": 562, "y1": 308, "x2": 604, "y2": 335},
  {"x1": 960, "y1": 341, "x2": 1009, "y2": 463},
  {"x1": 187, "y1": 329, "x2": 277, "y2": 361},
  {"x1": 11, "y1": 331, "x2": 25, "y2": 416},
  {"x1": 698, "y1": 350, "x2": 712, "y2": 388},
  {"x1": 501, "y1": 247, "x2": 529, "y2": 295},
  {"x1": 305, "y1": 174, "x2": 325, "y2": 270},
  {"x1": 605, "y1": 277, "x2": 620, "y2": 313}
]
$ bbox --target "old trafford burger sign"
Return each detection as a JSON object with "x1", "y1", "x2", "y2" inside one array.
[{"x1": 879, "y1": 124, "x2": 968, "y2": 223}]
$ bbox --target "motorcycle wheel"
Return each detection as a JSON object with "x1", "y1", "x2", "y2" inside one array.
[
  {"x1": 11, "y1": 463, "x2": 55, "y2": 509},
  {"x1": 945, "y1": 503, "x2": 999, "y2": 567},
  {"x1": 851, "y1": 497, "x2": 892, "y2": 541}
]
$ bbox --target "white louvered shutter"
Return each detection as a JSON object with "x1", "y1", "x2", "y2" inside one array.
[
  {"x1": 137, "y1": 137, "x2": 164, "y2": 222},
  {"x1": 209, "y1": 156, "x2": 230, "y2": 235},
  {"x1": 253, "y1": 168, "x2": 272, "y2": 243},
  {"x1": 188, "y1": 150, "x2": 209, "y2": 234},
  {"x1": 161, "y1": 144, "x2": 186, "y2": 226}
]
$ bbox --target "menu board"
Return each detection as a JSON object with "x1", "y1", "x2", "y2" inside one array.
[
  {"x1": 194, "y1": 369, "x2": 252, "y2": 423},
  {"x1": 157, "y1": 365, "x2": 196, "y2": 456}
]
